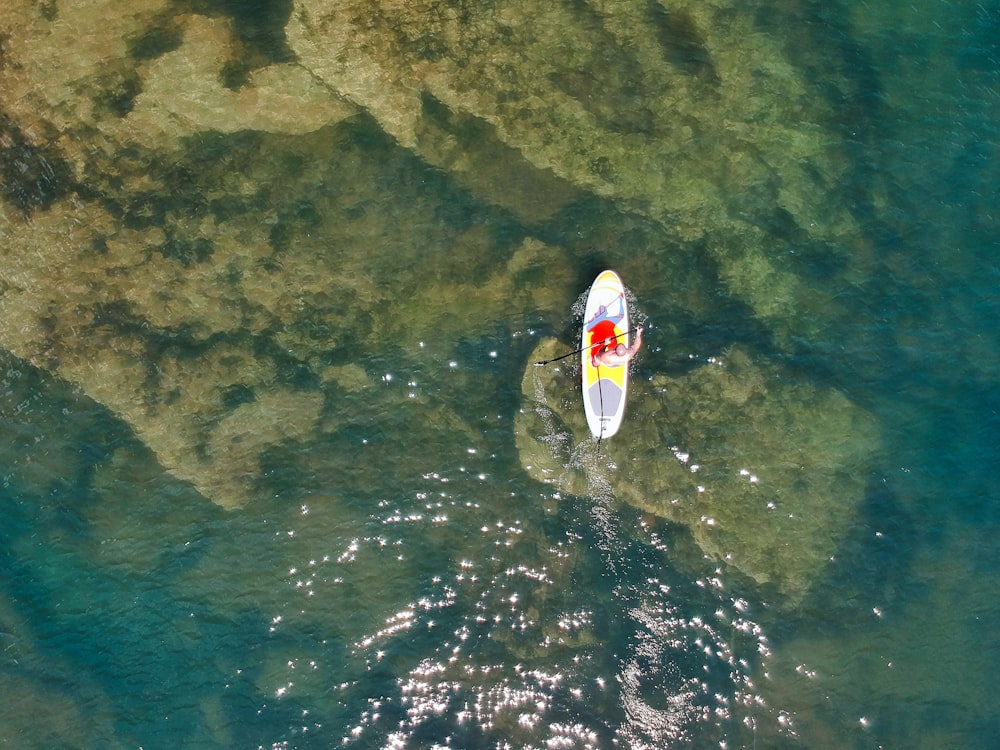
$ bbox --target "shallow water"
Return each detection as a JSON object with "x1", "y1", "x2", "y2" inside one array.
[{"x1": 1, "y1": 0, "x2": 998, "y2": 748}]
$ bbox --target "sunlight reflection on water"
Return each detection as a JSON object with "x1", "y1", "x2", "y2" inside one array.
[{"x1": 250, "y1": 428, "x2": 778, "y2": 750}]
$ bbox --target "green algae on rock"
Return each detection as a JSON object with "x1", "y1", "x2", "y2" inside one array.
[
  {"x1": 287, "y1": 0, "x2": 874, "y2": 344},
  {"x1": 0, "y1": 0, "x2": 877, "y2": 514},
  {"x1": 0, "y1": 125, "x2": 571, "y2": 509},
  {"x1": 0, "y1": 0, "x2": 576, "y2": 510},
  {"x1": 517, "y1": 340, "x2": 880, "y2": 599},
  {"x1": 121, "y1": 14, "x2": 358, "y2": 144},
  {"x1": 0, "y1": 38, "x2": 574, "y2": 511}
]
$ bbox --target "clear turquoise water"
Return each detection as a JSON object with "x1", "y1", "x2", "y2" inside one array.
[{"x1": 2, "y1": 1, "x2": 999, "y2": 748}]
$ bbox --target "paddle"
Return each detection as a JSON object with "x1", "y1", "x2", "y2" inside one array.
[{"x1": 533, "y1": 326, "x2": 643, "y2": 366}]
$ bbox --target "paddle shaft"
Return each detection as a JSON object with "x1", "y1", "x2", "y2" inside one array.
[{"x1": 533, "y1": 327, "x2": 642, "y2": 366}]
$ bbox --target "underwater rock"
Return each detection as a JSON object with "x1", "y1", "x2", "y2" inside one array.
[
  {"x1": 0, "y1": 592, "x2": 122, "y2": 747},
  {"x1": 287, "y1": 0, "x2": 873, "y2": 343},
  {"x1": 120, "y1": 14, "x2": 359, "y2": 145},
  {"x1": 0, "y1": 0, "x2": 579, "y2": 508},
  {"x1": 0, "y1": 103, "x2": 575, "y2": 510},
  {"x1": 0, "y1": 0, "x2": 171, "y2": 136},
  {"x1": 0, "y1": 0, "x2": 873, "y2": 511},
  {"x1": 0, "y1": 175, "x2": 574, "y2": 508},
  {"x1": 0, "y1": 2, "x2": 355, "y2": 153},
  {"x1": 517, "y1": 340, "x2": 880, "y2": 599}
]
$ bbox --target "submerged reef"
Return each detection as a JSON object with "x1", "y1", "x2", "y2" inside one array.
[
  {"x1": 0, "y1": 120, "x2": 574, "y2": 508},
  {"x1": 516, "y1": 340, "x2": 879, "y2": 599},
  {"x1": 287, "y1": 0, "x2": 874, "y2": 340},
  {"x1": 0, "y1": 0, "x2": 879, "y2": 529}
]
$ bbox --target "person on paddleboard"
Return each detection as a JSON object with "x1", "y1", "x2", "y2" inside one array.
[{"x1": 593, "y1": 325, "x2": 643, "y2": 367}]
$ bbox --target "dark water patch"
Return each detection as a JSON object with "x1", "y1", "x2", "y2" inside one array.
[
  {"x1": 128, "y1": 19, "x2": 184, "y2": 61},
  {"x1": 759, "y1": 0, "x2": 888, "y2": 233},
  {"x1": 547, "y1": 0, "x2": 666, "y2": 136},
  {"x1": 92, "y1": 69, "x2": 143, "y2": 118},
  {"x1": 89, "y1": 235, "x2": 111, "y2": 255},
  {"x1": 87, "y1": 130, "x2": 279, "y2": 250},
  {"x1": 246, "y1": 333, "x2": 323, "y2": 390},
  {"x1": 0, "y1": 114, "x2": 74, "y2": 217},
  {"x1": 187, "y1": 0, "x2": 295, "y2": 87},
  {"x1": 546, "y1": 69, "x2": 658, "y2": 136},
  {"x1": 646, "y1": 1, "x2": 718, "y2": 83},
  {"x1": 286, "y1": 194, "x2": 322, "y2": 234},
  {"x1": 449, "y1": 333, "x2": 529, "y2": 416},
  {"x1": 83, "y1": 301, "x2": 321, "y2": 411},
  {"x1": 83, "y1": 145, "x2": 147, "y2": 213},
  {"x1": 95, "y1": 135, "x2": 224, "y2": 227},
  {"x1": 268, "y1": 113, "x2": 520, "y2": 249},
  {"x1": 760, "y1": 207, "x2": 811, "y2": 246},
  {"x1": 0, "y1": 352, "x2": 137, "y2": 500},
  {"x1": 221, "y1": 383, "x2": 257, "y2": 410},
  {"x1": 417, "y1": 91, "x2": 583, "y2": 224},
  {"x1": 118, "y1": 190, "x2": 169, "y2": 229},
  {"x1": 787, "y1": 241, "x2": 852, "y2": 284},
  {"x1": 302, "y1": 114, "x2": 539, "y2": 289},
  {"x1": 37, "y1": 0, "x2": 58, "y2": 22},
  {"x1": 555, "y1": 497, "x2": 768, "y2": 745},
  {"x1": 180, "y1": 128, "x2": 266, "y2": 175},
  {"x1": 902, "y1": 380, "x2": 1000, "y2": 526},
  {"x1": 0, "y1": 355, "x2": 238, "y2": 745},
  {"x1": 267, "y1": 218, "x2": 295, "y2": 255},
  {"x1": 210, "y1": 191, "x2": 269, "y2": 223},
  {"x1": 531, "y1": 194, "x2": 635, "y2": 269},
  {"x1": 764, "y1": 0, "x2": 886, "y2": 138},
  {"x1": 959, "y1": 3, "x2": 1000, "y2": 75},
  {"x1": 88, "y1": 299, "x2": 147, "y2": 333},
  {"x1": 943, "y1": 136, "x2": 998, "y2": 212},
  {"x1": 157, "y1": 232, "x2": 215, "y2": 267},
  {"x1": 746, "y1": 207, "x2": 853, "y2": 284},
  {"x1": 275, "y1": 316, "x2": 338, "y2": 356},
  {"x1": 56, "y1": 584, "x2": 219, "y2": 744},
  {"x1": 781, "y1": 478, "x2": 922, "y2": 639}
]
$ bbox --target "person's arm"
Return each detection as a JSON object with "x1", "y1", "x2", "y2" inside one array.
[{"x1": 628, "y1": 326, "x2": 643, "y2": 357}]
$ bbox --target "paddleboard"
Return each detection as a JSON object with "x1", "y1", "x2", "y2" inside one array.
[{"x1": 582, "y1": 270, "x2": 629, "y2": 439}]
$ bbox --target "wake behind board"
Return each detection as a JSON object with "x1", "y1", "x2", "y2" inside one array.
[{"x1": 582, "y1": 270, "x2": 629, "y2": 439}]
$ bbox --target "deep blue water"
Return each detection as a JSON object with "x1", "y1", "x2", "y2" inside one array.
[{"x1": 1, "y1": 1, "x2": 999, "y2": 748}]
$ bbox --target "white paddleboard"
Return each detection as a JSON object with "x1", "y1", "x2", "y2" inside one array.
[{"x1": 582, "y1": 270, "x2": 629, "y2": 439}]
